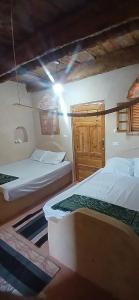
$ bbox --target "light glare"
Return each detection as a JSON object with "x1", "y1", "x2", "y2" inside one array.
[{"x1": 53, "y1": 83, "x2": 63, "y2": 95}]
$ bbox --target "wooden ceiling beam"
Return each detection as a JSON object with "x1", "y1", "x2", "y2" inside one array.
[
  {"x1": 1, "y1": 19, "x2": 139, "y2": 84},
  {"x1": 0, "y1": 0, "x2": 139, "y2": 77},
  {"x1": 4, "y1": 42, "x2": 139, "y2": 92},
  {"x1": 26, "y1": 44, "x2": 139, "y2": 92},
  {"x1": 61, "y1": 44, "x2": 139, "y2": 84}
]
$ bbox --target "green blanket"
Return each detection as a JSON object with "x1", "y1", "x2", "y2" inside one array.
[
  {"x1": 0, "y1": 173, "x2": 19, "y2": 185},
  {"x1": 52, "y1": 194, "x2": 139, "y2": 235}
]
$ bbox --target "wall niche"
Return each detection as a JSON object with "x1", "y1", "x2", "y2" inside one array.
[{"x1": 14, "y1": 126, "x2": 28, "y2": 143}]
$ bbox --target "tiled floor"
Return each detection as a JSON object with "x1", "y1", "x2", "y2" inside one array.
[
  {"x1": 0, "y1": 184, "x2": 117, "y2": 300},
  {"x1": 40, "y1": 260, "x2": 117, "y2": 300},
  {"x1": 0, "y1": 183, "x2": 73, "y2": 296}
]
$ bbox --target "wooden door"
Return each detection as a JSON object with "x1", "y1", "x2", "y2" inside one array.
[{"x1": 71, "y1": 102, "x2": 105, "y2": 181}]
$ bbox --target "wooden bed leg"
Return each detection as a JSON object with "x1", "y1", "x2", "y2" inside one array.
[{"x1": 48, "y1": 208, "x2": 139, "y2": 300}]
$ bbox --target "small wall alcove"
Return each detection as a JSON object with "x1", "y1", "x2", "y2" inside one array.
[{"x1": 14, "y1": 126, "x2": 28, "y2": 143}]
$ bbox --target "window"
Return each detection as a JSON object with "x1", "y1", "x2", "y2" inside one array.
[
  {"x1": 128, "y1": 103, "x2": 139, "y2": 133},
  {"x1": 117, "y1": 102, "x2": 139, "y2": 135},
  {"x1": 117, "y1": 103, "x2": 128, "y2": 132},
  {"x1": 127, "y1": 76, "x2": 139, "y2": 134},
  {"x1": 39, "y1": 109, "x2": 60, "y2": 135},
  {"x1": 117, "y1": 77, "x2": 139, "y2": 134}
]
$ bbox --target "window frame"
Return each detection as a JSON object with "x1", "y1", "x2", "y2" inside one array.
[{"x1": 117, "y1": 102, "x2": 139, "y2": 135}]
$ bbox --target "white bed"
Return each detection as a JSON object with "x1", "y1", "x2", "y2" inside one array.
[
  {"x1": 43, "y1": 158, "x2": 139, "y2": 220},
  {"x1": 47, "y1": 157, "x2": 139, "y2": 300},
  {"x1": 0, "y1": 159, "x2": 72, "y2": 201}
]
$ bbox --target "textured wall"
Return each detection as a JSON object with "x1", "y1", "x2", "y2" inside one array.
[
  {"x1": 31, "y1": 64, "x2": 139, "y2": 161},
  {"x1": 0, "y1": 81, "x2": 36, "y2": 165}
]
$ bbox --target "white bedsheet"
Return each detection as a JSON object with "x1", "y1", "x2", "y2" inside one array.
[
  {"x1": 43, "y1": 169, "x2": 139, "y2": 220},
  {"x1": 0, "y1": 159, "x2": 72, "y2": 201}
]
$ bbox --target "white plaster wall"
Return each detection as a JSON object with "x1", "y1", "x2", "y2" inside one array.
[
  {"x1": 0, "y1": 81, "x2": 36, "y2": 165},
  {"x1": 31, "y1": 64, "x2": 139, "y2": 161}
]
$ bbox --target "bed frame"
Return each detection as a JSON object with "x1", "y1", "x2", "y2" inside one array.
[
  {"x1": 48, "y1": 208, "x2": 139, "y2": 300},
  {"x1": 0, "y1": 171, "x2": 72, "y2": 225}
]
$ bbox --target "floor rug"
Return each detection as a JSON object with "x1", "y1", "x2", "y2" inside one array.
[
  {"x1": 0, "y1": 228, "x2": 59, "y2": 296},
  {"x1": 12, "y1": 208, "x2": 48, "y2": 248}
]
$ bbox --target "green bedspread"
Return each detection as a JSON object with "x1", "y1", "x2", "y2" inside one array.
[
  {"x1": 52, "y1": 194, "x2": 139, "y2": 235},
  {"x1": 0, "y1": 173, "x2": 19, "y2": 185}
]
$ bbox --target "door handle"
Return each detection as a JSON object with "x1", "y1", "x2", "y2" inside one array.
[{"x1": 102, "y1": 138, "x2": 105, "y2": 149}]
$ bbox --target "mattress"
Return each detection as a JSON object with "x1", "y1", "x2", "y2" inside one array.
[
  {"x1": 43, "y1": 169, "x2": 139, "y2": 220},
  {"x1": 0, "y1": 159, "x2": 72, "y2": 201}
]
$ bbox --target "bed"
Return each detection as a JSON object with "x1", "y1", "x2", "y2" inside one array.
[
  {"x1": 0, "y1": 150, "x2": 72, "y2": 224},
  {"x1": 46, "y1": 157, "x2": 139, "y2": 300},
  {"x1": 43, "y1": 157, "x2": 139, "y2": 227}
]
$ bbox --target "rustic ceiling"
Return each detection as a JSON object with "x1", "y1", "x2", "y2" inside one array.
[{"x1": 0, "y1": 0, "x2": 139, "y2": 91}]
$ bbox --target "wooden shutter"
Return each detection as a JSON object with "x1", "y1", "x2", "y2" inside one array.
[{"x1": 129, "y1": 103, "x2": 139, "y2": 132}]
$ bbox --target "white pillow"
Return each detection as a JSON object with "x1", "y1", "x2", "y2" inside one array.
[
  {"x1": 102, "y1": 157, "x2": 134, "y2": 177},
  {"x1": 41, "y1": 151, "x2": 66, "y2": 164},
  {"x1": 133, "y1": 158, "x2": 139, "y2": 177},
  {"x1": 30, "y1": 149, "x2": 46, "y2": 162}
]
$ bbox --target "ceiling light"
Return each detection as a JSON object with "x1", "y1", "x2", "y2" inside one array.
[
  {"x1": 53, "y1": 61, "x2": 60, "y2": 65},
  {"x1": 53, "y1": 83, "x2": 64, "y2": 95}
]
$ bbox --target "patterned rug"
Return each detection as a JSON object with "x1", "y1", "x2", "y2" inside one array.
[
  {"x1": 13, "y1": 208, "x2": 48, "y2": 248},
  {"x1": 0, "y1": 228, "x2": 59, "y2": 296}
]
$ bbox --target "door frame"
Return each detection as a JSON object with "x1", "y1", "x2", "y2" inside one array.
[{"x1": 71, "y1": 101, "x2": 105, "y2": 181}]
